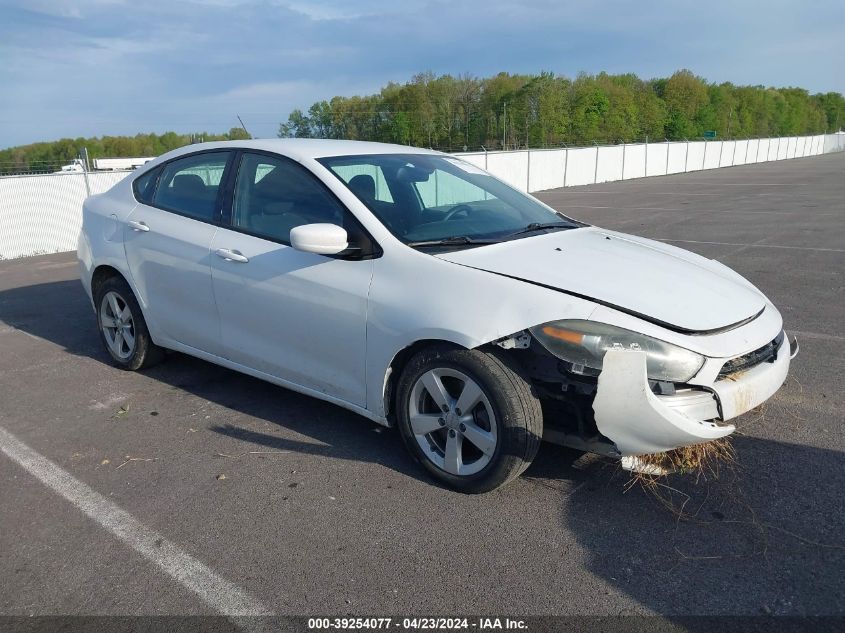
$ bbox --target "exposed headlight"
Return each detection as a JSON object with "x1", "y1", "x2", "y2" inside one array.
[{"x1": 529, "y1": 319, "x2": 705, "y2": 382}]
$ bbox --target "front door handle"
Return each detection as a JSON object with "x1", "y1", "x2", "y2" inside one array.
[
  {"x1": 215, "y1": 248, "x2": 249, "y2": 263},
  {"x1": 127, "y1": 220, "x2": 150, "y2": 232}
]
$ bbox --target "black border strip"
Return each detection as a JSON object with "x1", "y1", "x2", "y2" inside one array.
[{"x1": 0, "y1": 615, "x2": 838, "y2": 633}]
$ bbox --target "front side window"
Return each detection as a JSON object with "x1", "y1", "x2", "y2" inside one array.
[
  {"x1": 318, "y1": 154, "x2": 579, "y2": 246},
  {"x1": 414, "y1": 167, "x2": 491, "y2": 209},
  {"x1": 331, "y1": 165, "x2": 394, "y2": 203},
  {"x1": 231, "y1": 152, "x2": 347, "y2": 243},
  {"x1": 152, "y1": 152, "x2": 230, "y2": 222}
]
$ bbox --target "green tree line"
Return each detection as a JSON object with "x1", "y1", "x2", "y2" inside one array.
[
  {"x1": 0, "y1": 128, "x2": 250, "y2": 175},
  {"x1": 278, "y1": 70, "x2": 845, "y2": 151},
  {"x1": 2, "y1": 70, "x2": 842, "y2": 174}
]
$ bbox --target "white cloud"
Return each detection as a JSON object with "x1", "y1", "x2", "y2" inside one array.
[
  {"x1": 0, "y1": 0, "x2": 842, "y2": 147},
  {"x1": 11, "y1": 0, "x2": 128, "y2": 18}
]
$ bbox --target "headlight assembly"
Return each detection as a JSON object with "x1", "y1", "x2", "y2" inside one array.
[{"x1": 529, "y1": 319, "x2": 705, "y2": 382}]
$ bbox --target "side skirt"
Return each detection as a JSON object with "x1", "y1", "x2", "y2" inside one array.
[{"x1": 161, "y1": 340, "x2": 390, "y2": 427}]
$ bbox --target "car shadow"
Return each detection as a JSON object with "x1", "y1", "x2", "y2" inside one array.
[
  {"x1": 0, "y1": 278, "x2": 434, "y2": 483},
  {"x1": 543, "y1": 432, "x2": 845, "y2": 621},
  {"x1": 0, "y1": 279, "x2": 111, "y2": 360},
  {"x1": 3, "y1": 278, "x2": 841, "y2": 620},
  {"x1": 153, "y1": 350, "x2": 437, "y2": 483},
  {"x1": 0, "y1": 278, "x2": 558, "y2": 488},
  {"x1": 0, "y1": 278, "x2": 588, "y2": 492}
]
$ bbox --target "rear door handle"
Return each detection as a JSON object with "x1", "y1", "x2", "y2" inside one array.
[
  {"x1": 127, "y1": 220, "x2": 150, "y2": 232},
  {"x1": 215, "y1": 248, "x2": 249, "y2": 263}
]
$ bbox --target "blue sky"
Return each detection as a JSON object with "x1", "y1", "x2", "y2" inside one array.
[{"x1": 1, "y1": 0, "x2": 843, "y2": 148}]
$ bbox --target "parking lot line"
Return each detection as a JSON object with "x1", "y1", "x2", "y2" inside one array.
[
  {"x1": 655, "y1": 239, "x2": 845, "y2": 253},
  {"x1": 787, "y1": 329, "x2": 845, "y2": 343},
  {"x1": 0, "y1": 425, "x2": 273, "y2": 617},
  {"x1": 556, "y1": 205, "x2": 796, "y2": 214},
  {"x1": 557, "y1": 205, "x2": 685, "y2": 211},
  {"x1": 564, "y1": 191, "x2": 722, "y2": 195},
  {"x1": 668, "y1": 182, "x2": 806, "y2": 186}
]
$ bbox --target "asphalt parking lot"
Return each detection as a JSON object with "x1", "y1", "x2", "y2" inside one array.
[{"x1": 1, "y1": 152, "x2": 843, "y2": 622}]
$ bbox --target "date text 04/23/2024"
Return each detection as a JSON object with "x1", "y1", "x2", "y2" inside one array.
[{"x1": 307, "y1": 618, "x2": 528, "y2": 630}]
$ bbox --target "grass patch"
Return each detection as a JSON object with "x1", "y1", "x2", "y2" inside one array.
[{"x1": 624, "y1": 437, "x2": 737, "y2": 517}]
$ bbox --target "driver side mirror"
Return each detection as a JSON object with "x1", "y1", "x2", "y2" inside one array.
[{"x1": 290, "y1": 223, "x2": 349, "y2": 255}]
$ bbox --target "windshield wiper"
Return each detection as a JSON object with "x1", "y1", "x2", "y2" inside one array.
[
  {"x1": 406, "y1": 235, "x2": 501, "y2": 248},
  {"x1": 507, "y1": 222, "x2": 576, "y2": 237}
]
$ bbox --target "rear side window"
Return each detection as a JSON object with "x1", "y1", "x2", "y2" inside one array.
[
  {"x1": 133, "y1": 166, "x2": 161, "y2": 204},
  {"x1": 152, "y1": 152, "x2": 230, "y2": 222}
]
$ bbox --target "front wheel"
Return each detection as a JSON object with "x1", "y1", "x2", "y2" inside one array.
[{"x1": 395, "y1": 345, "x2": 543, "y2": 493}]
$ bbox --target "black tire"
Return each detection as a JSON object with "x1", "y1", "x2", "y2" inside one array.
[
  {"x1": 94, "y1": 276, "x2": 165, "y2": 371},
  {"x1": 395, "y1": 344, "x2": 543, "y2": 493}
]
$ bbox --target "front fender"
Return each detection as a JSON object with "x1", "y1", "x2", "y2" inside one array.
[{"x1": 364, "y1": 250, "x2": 598, "y2": 420}]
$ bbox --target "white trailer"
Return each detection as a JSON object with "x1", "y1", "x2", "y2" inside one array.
[{"x1": 93, "y1": 157, "x2": 155, "y2": 171}]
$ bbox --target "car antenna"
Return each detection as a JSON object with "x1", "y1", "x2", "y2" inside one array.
[{"x1": 236, "y1": 115, "x2": 252, "y2": 139}]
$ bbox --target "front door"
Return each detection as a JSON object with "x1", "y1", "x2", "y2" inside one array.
[{"x1": 210, "y1": 151, "x2": 374, "y2": 407}]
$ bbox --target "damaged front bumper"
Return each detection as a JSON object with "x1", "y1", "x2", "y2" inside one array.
[{"x1": 592, "y1": 333, "x2": 794, "y2": 457}]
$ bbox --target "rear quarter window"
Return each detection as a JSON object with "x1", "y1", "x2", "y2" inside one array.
[{"x1": 133, "y1": 166, "x2": 161, "y2": 204}]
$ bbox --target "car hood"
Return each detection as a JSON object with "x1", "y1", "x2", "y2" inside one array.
[{"x1": 435, "y1": 227, "x2": 766, "y2": 333}]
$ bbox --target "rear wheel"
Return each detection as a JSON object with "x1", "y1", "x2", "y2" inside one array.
[
  {"x1": 94, "y1": 276, "x2": 164, "y2": 370},
  {"x1": 396, "y1": 345, "x2": 543, "y2": 493}
]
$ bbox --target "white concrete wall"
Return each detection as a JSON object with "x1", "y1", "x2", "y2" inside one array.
[
  {"x1": 622, "y1": 143, "x2": 646, "y2": 179},
  {"x1": 752, "y1": 139, "x2": 764, "y2": 162},
  {"x1": 701, "y1": 141, "x2": 720, "y2": 170},
  {"x1": 1, "y1": 133, "x2": 843, "y2": 259},
  {"x1": 685, "y1": 142, "x2": 705, "y2": 171},
  {"x1": 527, "y1": 149, "x2": 566, "y2": 192},
  {"x1": 645, "y1": 143, "x2": 668, "y2": 177},
  {"x1": 458, "y1": 133, "x2": 839, "y2": 198},
  {"x1": 486, "y1": 151, "x2": 529, "y2": 191},
  {"x1": 563, "y1": 147, "x2": 597, "y2": 187},
  {"x1": 596, "y1": 145, "x2": 623, "y2": 184},
  {"x1": 666, "y1": 142, "x2": 687, "y2": 174},
  {"x1": 719, "y1": 140, "x2": 732, "y2": 166}
]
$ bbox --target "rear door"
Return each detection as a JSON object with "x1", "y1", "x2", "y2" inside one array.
[
  {"x1": 124, "y1": 151, "x2": 233, "y2": 355},
  {"x1": 209, "y1": 151, "x2": 375, "y2": 406}
]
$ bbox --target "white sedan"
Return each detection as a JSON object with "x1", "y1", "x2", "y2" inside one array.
[{"x1": 78, "y1": 139, "x2": 796, "y2": 492}]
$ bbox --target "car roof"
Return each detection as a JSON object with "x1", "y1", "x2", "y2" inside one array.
[{"x1": 157, "y1": 138, "x2": 443, "y2": 163}]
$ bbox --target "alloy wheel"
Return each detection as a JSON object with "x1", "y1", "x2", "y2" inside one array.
[
  {"x1": 99, "y1": 290, "x2": 136, "y2": 360},
  {"x1": 408, "y1": 368, "x2": 498, "y2": 477}
]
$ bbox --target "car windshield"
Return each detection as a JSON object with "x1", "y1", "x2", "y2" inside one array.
[{"x1": 317, "y1": 153, "x2": 581, "y2": 247}]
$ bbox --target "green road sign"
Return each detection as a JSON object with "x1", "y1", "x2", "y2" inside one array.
[{"x1": 704, "y1": 130, "x2": 717, "y2": 139}]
